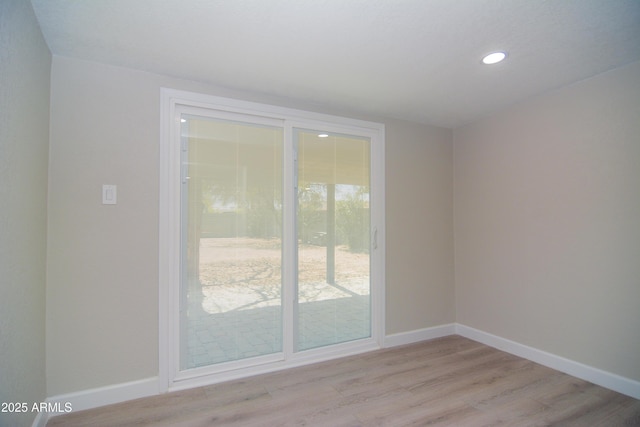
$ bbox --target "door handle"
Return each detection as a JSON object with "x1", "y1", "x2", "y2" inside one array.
[{"x1": 373, "y1": 227, "x2": 378, "y2": 250}]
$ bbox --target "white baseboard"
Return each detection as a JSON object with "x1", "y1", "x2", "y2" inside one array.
[
  {"x1": 32, "y1": 412, "x2": 47, "y2": 427},
  {"x1": 455, "y1": 324, "x2": 640, "y2": 400},
  {"x1": 37, "y1": 377, "x2": 159, "y2": 426},
  {"x1": 384, "y1": 323, "x2": 456, "y2": 348}
]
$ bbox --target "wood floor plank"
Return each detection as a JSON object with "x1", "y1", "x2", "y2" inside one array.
[{"x1": 46, "y1": 336, "x2": 640, "y2": 426}]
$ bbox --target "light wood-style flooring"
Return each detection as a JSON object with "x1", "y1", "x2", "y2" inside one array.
[{"x1": 47, "y1": 336, "x2": 640, "y2": 426}]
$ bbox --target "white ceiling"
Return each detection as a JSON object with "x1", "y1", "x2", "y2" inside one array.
[{"x1": 30, "y1": 0, "x2": 640, "y2": 128}]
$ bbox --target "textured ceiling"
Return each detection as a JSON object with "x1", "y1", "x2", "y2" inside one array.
[{"x1": 31, "y1": 0, "x2": 640, "y2": 128}]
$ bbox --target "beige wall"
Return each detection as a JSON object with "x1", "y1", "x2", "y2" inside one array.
[
  {"x1": 454, "y1": 60, "x2": 640, "y2": 381},
  {"x1": 0, "y1": 1, "x2": 51, "y2": 425},
  {"x1": 46, "y1": 56, "x2": 455, "y2": 395},
  {"x1": 386, "y1": 120, "x2": 454, "y2": 334}
]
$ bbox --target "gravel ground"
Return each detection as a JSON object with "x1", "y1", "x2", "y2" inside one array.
[{"x1": 195, "y1": 237, "x2": 370, "y2": 313}]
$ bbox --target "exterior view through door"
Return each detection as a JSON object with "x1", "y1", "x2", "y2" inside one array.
[
  {"x1": 295, "y1": 129, "x2": 371, "y2": 351},
  {"x1": 161, "y1": 90, "x2": 384, "y2": 388}
]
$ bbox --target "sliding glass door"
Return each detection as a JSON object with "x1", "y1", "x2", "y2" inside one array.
[
  {"x1": 295, "y1": 129, "x2": 371, "y2": 351},
  {"x1": 181, "y1": 114, "x2": 284, "y2": 369},
  {"x1": 161, "y1": 90, "x2": 384, "y2": 386}
]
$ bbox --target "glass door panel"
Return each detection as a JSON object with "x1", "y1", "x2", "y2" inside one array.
[
  {"x1": 295, "y1": 129, "x2": 371, "y2": 351},
  {"x1": 181, "y1": 114, "x2": 283, "y2": 369}
]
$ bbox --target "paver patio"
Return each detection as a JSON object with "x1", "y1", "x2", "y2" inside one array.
[{"x1": 184, "y1": 238, "x2": 370, "y2": 369}]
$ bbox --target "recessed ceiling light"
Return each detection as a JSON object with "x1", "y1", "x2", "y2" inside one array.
[
  {"x1": 482, "y1": 51, "x2": 507, "y2": 65},
  {"x1": 318, "y1": 133, "x2": 329, "y2": 138}
]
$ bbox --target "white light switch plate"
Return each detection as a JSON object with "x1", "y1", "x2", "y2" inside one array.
[{"x1": 102, "y1": 185, "x2": 117, "y2": 204}]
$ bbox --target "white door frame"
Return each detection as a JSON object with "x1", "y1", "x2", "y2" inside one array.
[{"x1": 159, "y1": 88, "x2": 385, "y2": 392}]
